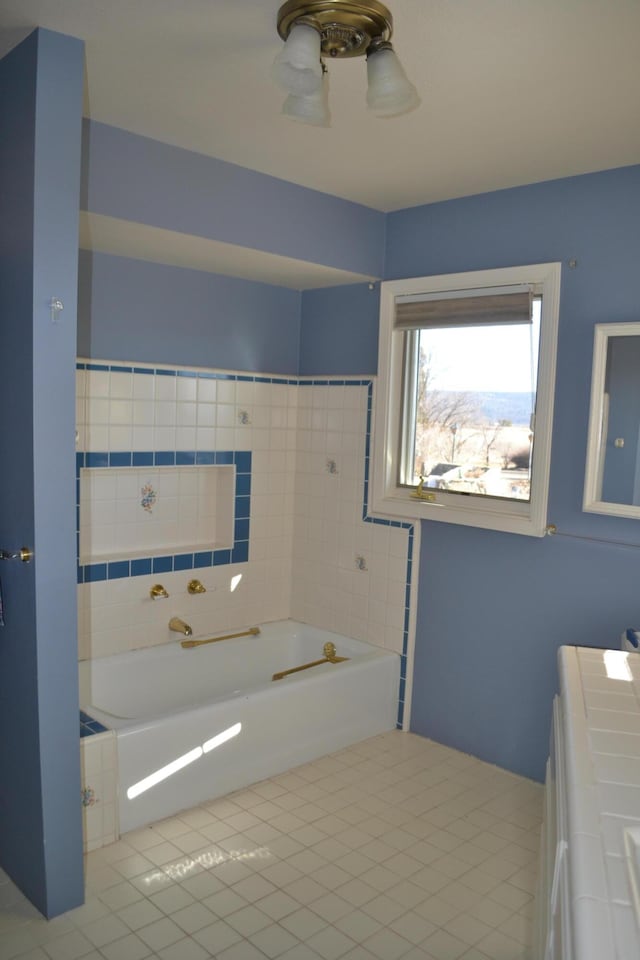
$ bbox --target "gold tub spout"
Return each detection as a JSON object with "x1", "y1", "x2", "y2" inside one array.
[{"x1": 169, "y1": 616, "x2": 193, "y2": 636}]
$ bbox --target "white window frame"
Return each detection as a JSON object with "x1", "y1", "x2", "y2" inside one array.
[{"x1": 371, "y1": 263, "x2": 562, "y2": 537}]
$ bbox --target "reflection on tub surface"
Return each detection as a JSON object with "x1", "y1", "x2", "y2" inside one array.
[
  {"x1": 79, "y1": 620, "x2": 400, "y2": 833},
  {"x1": 126, "y1": 722, "x2": 242, "y2": 799}
]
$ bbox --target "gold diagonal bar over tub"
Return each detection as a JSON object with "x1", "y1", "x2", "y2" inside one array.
[
  {"x1": 272, "y1": 641, "x2": 349, "y2": 681},
  {"x1": 181, "y1": 626, "x2": 260, "y2": 649}
]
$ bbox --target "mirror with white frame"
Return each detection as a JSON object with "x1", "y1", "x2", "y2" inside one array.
[{"x1": 583, "y1": 322, "x2": 640, "y2": 518}]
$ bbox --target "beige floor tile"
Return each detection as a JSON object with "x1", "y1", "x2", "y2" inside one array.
[{"x1": 0, "y1": 733, "x2": 542, "y2": 960}]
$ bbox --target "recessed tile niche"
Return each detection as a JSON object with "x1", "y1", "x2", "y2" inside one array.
[{"x1": 79, "y1": 464, "x2": 234, "y2": 563}]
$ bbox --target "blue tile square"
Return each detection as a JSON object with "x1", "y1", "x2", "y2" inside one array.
[
  {"x1": 235, "y1": 474, "x2": 251, "y2": 496},
  {"x1": 108, "y1": 561, "x2": 130, "y2": 580},
  {"x1": 87, "y1": 719, "x2": 108, "y2": 734},
  {"x1": 234, "y1": 518, "x2": 250, "y2": 542},
  {"x1": 194, "y1": 551, "x2": 213, "y2": 568},
  {"x1": 111, "y1": 365, "x2": 132, "y2": 373},
  {"x1": 235, "y1": 496, "x2": 250, "y2": 519},
  {"x1": 213, "y1": 549, "x2": 231, "y2": 566},
  {"x1": 77, "y1": 566, "x2": 84, "y2": 584},
  {"x1": 176, "y1": 451, "x2": 196, "y2": 465},
  {"x1": 109, "y1": 452, "x2": 132, "y2": 467},
  {"x1": 232, "y1": 542, "x2": 249, "y2": 564},
  {"x1": 131, "y1": 558, "x2": 152, "y2": 576},
  {"x1": 133, "y1": 366, "x2": 154, "y2": 375},
  {"x1": 196, "y1": 451, "x2": 214, "y2": 465},
  {"x1": 133, "y1": 451, "x2": 154, "y2": 466},
  {"x1": 155, "y1": 451, "x2": 175, "y2": 466},
  {"x1": 156, "y1": 368, "x2": 176, "y2": 377},
  {"x1": 85, "y1": 563, "x2": 107, "y2": 582},
  {"x1": 214, "y1": 451, "x2": 233, "y2": 465},
  {"x1": 153, "y1": 556, "x2": 173, "y2": 573},
  {"x1": 86, "y1": 452, "x2": 109, "y2": 468},
  {"x1": 174, "y1": 553, "x2": 194, "y2": 570},
  {"x1": 234, "y1": 452, "x2": 251, "y2": 473}
]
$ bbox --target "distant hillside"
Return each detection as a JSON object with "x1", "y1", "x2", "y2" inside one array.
[
  {"x1": 437, "y1": 391, "x2": 533, "y2": 425},
  {"x1": 477, "y1": 392, "x2": 533, "y2": 425}
]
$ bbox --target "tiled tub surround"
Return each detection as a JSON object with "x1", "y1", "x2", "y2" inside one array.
[
  {"x1": 80, "y1": 621, "x2": 400, "y2": 835},
  {"x1": 76, "y1": 361, "x2": 416, "y2": 726},
  {"x1": 80, "y1": 728, "x2": 119, "y2": 853}
]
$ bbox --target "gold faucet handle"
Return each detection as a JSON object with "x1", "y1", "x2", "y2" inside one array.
[
  {"x1": 187, "y1": 579, "x2": 206, "y2": 594},
  {"x1": 150, "y1": 583, "x2": 169, "y2": 599}
]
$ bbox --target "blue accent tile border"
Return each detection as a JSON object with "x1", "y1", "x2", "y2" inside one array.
[
  {"x1": 77, "y1": 362, "x2": 413, "y2": 729},
  {"x1": 360, "y1": 380, "x2": 415, "y2": 730},
  {"x1": 80, "y1": 710, "x2": 109, "y2": 737},
  {"x1": 76, "y1": 448, "x2": 251, "y2": 583}
]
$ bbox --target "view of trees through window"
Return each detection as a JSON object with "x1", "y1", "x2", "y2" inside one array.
[{"x1": 405, "y1": 299, "x2": 541, "y2": 502}]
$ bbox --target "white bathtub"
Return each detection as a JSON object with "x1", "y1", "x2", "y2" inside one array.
[{"x1": 79, "y1": 620, "x2": 400, "y2": 834}]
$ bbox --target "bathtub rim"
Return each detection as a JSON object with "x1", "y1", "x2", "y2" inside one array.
[{"x1": 79, "y1": 618, "x2": 401, "y2": 730}]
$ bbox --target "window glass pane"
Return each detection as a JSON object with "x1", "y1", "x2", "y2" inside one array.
[{"x1": 401, "y1": 298, "x2": 541, "y2": 502}]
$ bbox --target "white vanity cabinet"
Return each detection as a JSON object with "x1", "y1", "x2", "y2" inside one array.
[{"x1": 535, "y1": 646, "x2": 640, "y2": 960}]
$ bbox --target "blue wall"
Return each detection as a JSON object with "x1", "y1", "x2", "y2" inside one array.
[
  {"x1": 299, "y1": 283, "x2": 380, "y2": 375},
  {"x1": 386, "y1": 167, "x2": 640, "y2": 780},
  {"x1": 81, "y1": 120, "x2": 386, "y2": 279},
  {"x1": 78, "y1": 250, "x2": 302, "y2": 372},
  {"x1": 0, "y1": 29, "x2": 84, "y2": 917}
]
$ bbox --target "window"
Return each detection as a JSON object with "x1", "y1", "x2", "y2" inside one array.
[{"x1": 372, "y1": 263, "x2": 561, "y2": 536}]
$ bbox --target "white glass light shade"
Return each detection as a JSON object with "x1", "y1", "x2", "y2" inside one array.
[
  {"x1": 282, "y1": 81, "x2": 330, "y2": 126},
  {"x1": 366, "y1": 46, "x2": 420, "y2": 117},
  {"x1": 272, "y1": 23, "x2": 323, "y2": 96}
]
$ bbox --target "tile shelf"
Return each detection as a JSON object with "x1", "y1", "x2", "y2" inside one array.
[{"x1": 76, "y1": 451, "x2": 251, "y2": 581}]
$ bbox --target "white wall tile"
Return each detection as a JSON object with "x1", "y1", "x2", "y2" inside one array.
[
  {"x1": 217, "y1": 380, "x2": 236, "y2": 404},
  {"x1": 87, "y1": 369, "x2": 110, "y2": 398},
  {"x1": 155, "y1": 376, "x2": 177, "y2": 402},
  {"x1": 78, "y1": 367, "x2": 412, "y2": 680},
  {"x1": 197, "y1": 377, "x2": 217, "y2": 404},
  {"x1": 177, "y1": 376, "x2": 197, "y2": 402}
]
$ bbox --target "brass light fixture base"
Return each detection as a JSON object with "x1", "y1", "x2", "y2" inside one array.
[{"x1": 276, "y1": 0, "x2": 393, "y2": 58}]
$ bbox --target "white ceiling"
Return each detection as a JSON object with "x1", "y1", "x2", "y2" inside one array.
[{"x1": 1, "y1": 1, "x2": 639, "y2": 284}]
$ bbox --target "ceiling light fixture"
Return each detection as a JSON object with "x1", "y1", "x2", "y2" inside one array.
[{"x1": 272, "y1": 0, "x2": 419, "y2": 126}]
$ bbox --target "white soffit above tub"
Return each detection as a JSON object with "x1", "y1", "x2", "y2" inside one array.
[
  {"x1": 79, "y1": 213, "x2": 377, "y2": 291},
  {"x1": 1, "y1": 0, "x2": 639, "y2": 213}
]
